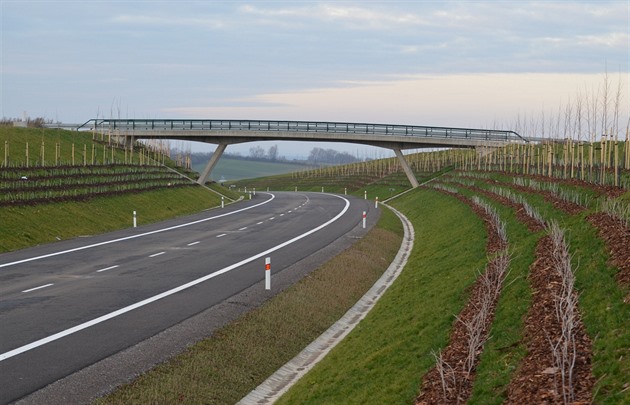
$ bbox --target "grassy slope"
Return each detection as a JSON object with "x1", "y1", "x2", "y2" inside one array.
[
  {"x1": 0, "y1": 127, "x2": 238, "y2": 253},
  {"x1": 194, "y1": 158, "x2": 313, "y2": 182},
  {"x1": 277, "y1": 188, "x2": 488, "y2": 404},
  {"x1": 0, "y1": 186, "x2": 229, "y2": 253}
]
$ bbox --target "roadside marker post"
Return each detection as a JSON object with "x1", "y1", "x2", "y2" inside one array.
[
  {"x1": 253, "y1": 188, "x2": 256, "y2": 196},
  {"x1": 265, "y1": 257, "x2": 271, "y2": 290},
  {"x1": 364, "y1": 190, "x2": 367, "y2": 200},
  {"x1": 375, "y1": 197, "x2": 379, "y2": 208},
  {"x1": 344, "y1": 187, "x2": 347, "y2": 195},
  {"x1": 362, "y1": 211, "x2": 366, "y2": 229},
  {"x1": 221, "y1": 196, "x2": 224, "y2": 208},
  {"x1": 321, "y1": 186, "x2": 324, "y2": 193},
  {"x1": 133, "y1": 211, "x2": 137, "y2": 228}
]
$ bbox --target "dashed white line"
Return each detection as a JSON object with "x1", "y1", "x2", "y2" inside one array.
[
  {"x1": 22, "y1": 283, "x2": 54, "y2": 293},
  {"x1": 269, "y1": 217, "x2": 275, "y2": 220},
  {"x1": 96, "y1": 265, "x2": 119, "y2": 273},
  {"x1": 279, "y1": 214, "x2": 284, "y2": 217},
  {"x1": 239, "y1": 227, "x2": 248, "y2": 231},
  {"x1": 0, "y1": 193, "x2": 276, "y2": 270},
  {"x1": 149, "y1": 252, "x2": 165, "y2": 258},
  {"x1": 187, "y1": 241, "x2": 200, "y2": 246},
  {"x1": 217, "y1": 233, "x2": 227, "y2": 238},
  {"x1": 0, "y1": 194, "x2": 350, "y2": 362},
  {"x1": 256, "y1": 221, "x2": 264, "y2": 225}
]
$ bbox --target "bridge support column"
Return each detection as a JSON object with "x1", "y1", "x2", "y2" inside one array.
[
  {"x1": 393, "y1": 148, "x2": 419, "y2": 188},
  {"x1": 197, "y1": 143, "x2": 227, "y2": 185}
]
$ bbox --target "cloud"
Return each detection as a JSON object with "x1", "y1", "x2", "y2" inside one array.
[{"x1": 111, "y1": 14, "x2": 225, "y2": 29}]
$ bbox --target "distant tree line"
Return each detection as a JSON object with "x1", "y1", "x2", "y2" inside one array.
[
  {"x1": 1, "y1": 117, "x2": 54, "y2": 127},
  {"x1": 189, "y1": 144, "x2": 363, "y2": 166}
]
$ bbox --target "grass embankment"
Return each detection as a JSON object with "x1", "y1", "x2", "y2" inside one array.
[
  {"x1": 96, "y1": 204, "x2": 403, "y2": 404},
  {"x1": 0, "y1": 185, "x2": 233, "y2": 253},
  {"x1": 0, "y1": 127, "x2": 240, "y2": 252},
  {"x1": 278, "y1": 189, "x2": 488, "y2": 404}
]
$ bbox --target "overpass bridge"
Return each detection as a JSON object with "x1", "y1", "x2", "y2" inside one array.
[{"x1": 76, "y1": 119, "x2": 527, "y2": 188}]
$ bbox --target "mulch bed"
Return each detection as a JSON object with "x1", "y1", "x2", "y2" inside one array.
[
  {"x1": 442, "y1": 181, "x2": 545, "y2": 233},
  {"x1": 505, "y1": 236, "x2": 595, "y2": 404},
  {"x1": 416, "y1": 189, "x2": 507, "y2": 404},
  {"x1": 587, "y1": 212, "x2": 630, "y2": 302},
  {"x1": 463, "y1": 170, "x2": 628, "y2": 199}
]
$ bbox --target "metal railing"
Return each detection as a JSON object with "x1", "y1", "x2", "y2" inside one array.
[{"x1": 78, "y1": 119, "x2": 526, "y2": 143}]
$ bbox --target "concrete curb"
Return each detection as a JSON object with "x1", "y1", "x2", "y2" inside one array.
[{"x1": 237, "y1": 204, "x2": 415, "y2": 404}]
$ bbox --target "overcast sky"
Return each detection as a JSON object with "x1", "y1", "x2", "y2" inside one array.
[{"x1": 1, "y1": 1, "x2": 628, "y2": 157}]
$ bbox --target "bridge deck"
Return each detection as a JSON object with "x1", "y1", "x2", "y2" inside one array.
[
  {"x1": 79, "y1": 119, "x2": 525, "y2": 149},
  {"x1": 75, "y1": 119, "x2": 525, "y2": 187}
]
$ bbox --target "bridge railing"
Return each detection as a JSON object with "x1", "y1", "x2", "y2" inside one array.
[{"x1": 79, "y1": 119, "x2": 526, "y2": 142}]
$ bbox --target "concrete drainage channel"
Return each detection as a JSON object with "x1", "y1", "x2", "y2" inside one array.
[{"x1": 238, "y1": 204, "x2": 415, "y2": 404}]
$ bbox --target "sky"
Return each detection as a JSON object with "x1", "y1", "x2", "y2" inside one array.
[{"x1": 1, "y1": 0, "x2": 628, "y2": 158}]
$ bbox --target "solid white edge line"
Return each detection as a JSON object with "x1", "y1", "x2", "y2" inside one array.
[
  {"x1": 0, "y1": 193, "x2": 349, "y2": 362},
  {"x1": 96, "y1": 265, "x2": 119, "y2": 273},
  {"x1": 0, "y1": 194, "x2": 276, "y2": 269},
  {"x1": 22, "y1": 283, "x2": 54, "y2": 293}
]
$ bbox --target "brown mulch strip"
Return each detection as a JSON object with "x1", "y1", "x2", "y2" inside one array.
[
  {"x1": 505, "y1": 236, "x2": 595, "y2": 404},
  {"x1": 587, "y1": 212, "x2": 630, "y2": 301},
  {"x1": 415, "y1": 189, "x2": 507, "y2": 404},
  {"x1": 458, "y1": 170, "x2": 628, "y2": 199},
  {"x1": 441, "y1": 181, "x2": 545, "y2": 233}
]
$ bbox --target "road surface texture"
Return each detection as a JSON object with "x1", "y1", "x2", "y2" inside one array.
[{"x1": 0, "y1": 192, "x2": 377, "y2": 404}]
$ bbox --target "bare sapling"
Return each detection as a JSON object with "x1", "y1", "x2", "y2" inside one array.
[{"x1": 548, "y1": 221, "x2": 579, "y2": 404}]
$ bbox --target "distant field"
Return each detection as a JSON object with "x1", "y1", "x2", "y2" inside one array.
[{"x1": 193, "y1": 158, "x2": 314, "y2": 182}]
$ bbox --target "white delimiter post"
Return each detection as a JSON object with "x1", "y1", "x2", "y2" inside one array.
[
  {"x1": 265, "y1": 257, "x2": 271, "y2": 290},
  {"x1": 364, "y1": 190, "x2": 367, "y2": 200},
  {"x1": 221, "y1": 196, "x2": 224, "y2": 208},
  {"x1": 375, "y1": 197, "x2": 379, "y2": 208},
  {"x1": 133, "y1": 211, "x2": 137, "y2": 228},
  {"x1": 362, "y1": 211, "x2": 366, "y2": 229}
]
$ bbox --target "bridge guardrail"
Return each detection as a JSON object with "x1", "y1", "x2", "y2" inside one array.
[{"x1": 77, "y1": 119, "x2": 526, "y2": 143}]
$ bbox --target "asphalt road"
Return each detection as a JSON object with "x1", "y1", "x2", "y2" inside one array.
[{"x1": 0, "y1": 191, "x2": 374, "y2": 404}]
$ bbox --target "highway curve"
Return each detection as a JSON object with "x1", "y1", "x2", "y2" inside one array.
[{"x1": 0, "y1": 191, "x2": 375, "y2": 404}]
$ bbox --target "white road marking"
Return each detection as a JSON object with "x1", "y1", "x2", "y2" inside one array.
[
  {"x1": 96, "y1": 265, "x2": 119, "y2": 273},
  {"x1": 0, "y1": 194, "x2": 276, "y2": 269},
  {"x1": 0, "y1": 194, "x2": 350, "y2": 362},
  {"x1": 187, "y1": 241, "x2": 200, "y2": 246},
  {"x1": 239, "y1": 227, "x2": 248, "y2": 231},
  {"x1": 279, "y1": 214, "x2": 284, "y2": 217},
  {"x1": 22, "y1": 283, "x2": 54, "y2": 293},
  {"x1": 216, "y1": 233, "x2": 227, "y2": 238},
  {"x1": 269, "y1": 217, "x2": 275, "y2": 220},
  {"x1": 149, "y1": 252, "x2": 165, "y2": 258},
  {"x1": 256, "y1": 222, "x2": 264, "y2": 225}
]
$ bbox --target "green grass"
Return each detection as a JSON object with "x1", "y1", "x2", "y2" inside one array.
[
  {"x1": 96, "y1": 204, "x2": 403, "y2": 405},
  {"x1": 277, "y1": 188, "x2": 488, "y2": 404},
  {"x1": 194, "y1": 158, "x2": 314, "y2": 182},
  {"x1": 0, "y1": 184, "x2": 230, "y2": 253}
]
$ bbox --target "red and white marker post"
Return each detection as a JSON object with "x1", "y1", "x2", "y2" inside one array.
[
  {"x1": 265, "y1": 257, "x2": 271, "y2": 290},
  {"x1": 362, "y1": 211, "x2": 366, "y2": 229}
]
